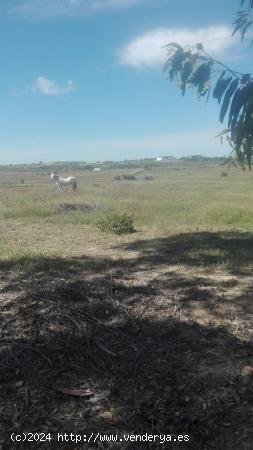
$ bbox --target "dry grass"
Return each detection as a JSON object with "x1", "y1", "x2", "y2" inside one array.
[
  {"x1": 1, "y1": 162, "x2": 253, "y2": 260},
  {"x1": 1, "y1": 163, "x2": 253, "y2": 449}
]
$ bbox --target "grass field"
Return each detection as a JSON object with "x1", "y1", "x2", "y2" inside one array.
[
  {"x1": 1, "y1": 161, "x2": 253, "y2": 449},
  {"x1": 1, "y1": 162, "x2": 253, "y2": 264}
]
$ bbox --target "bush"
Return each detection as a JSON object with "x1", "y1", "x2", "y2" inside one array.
[
  {"x1": 114, "y1": 175, "x2": 121, "y2": 180},
  {"x1": 97, "y1": 213, "x2": 136, "y2": 235},
  {"x1": 122, "y1": 174, "x2": 137, "y2": 180},
  {"x1": 221, "y1": 171, "x2": 228, "y2": 177},
  {"x1": 143, "y1": 175, "x2": 154, "y2": 180}
]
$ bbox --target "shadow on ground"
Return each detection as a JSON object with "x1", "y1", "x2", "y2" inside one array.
[
  {"x1": 1, "y1": 231, "x2": 253, "y2": 275},
  {"x1": 1, "y1": 231, "x2": 253, "y2": 449},
  {"x1": 114, "y1": 230, "x2": 253, "y2": 276}
]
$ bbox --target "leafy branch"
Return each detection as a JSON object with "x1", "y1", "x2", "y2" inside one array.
[
  {"x1": 233, "y1": 0, "x2": 253, "y2": 43},
  {"x1": 162, "y1": 1, "x2": 253, "y2": 169},
  {"x1": 163, "y1": 0, "x2": 253, "y2": 170}
]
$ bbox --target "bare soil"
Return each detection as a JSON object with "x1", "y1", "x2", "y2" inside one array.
[{"x1": 1, "y1": 231, "x2": 253, "y2": 449}]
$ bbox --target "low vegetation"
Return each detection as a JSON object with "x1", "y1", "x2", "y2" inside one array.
[
  {"x1": 143, "y1": 175, "x2": 154, "y2": 180},
  {"x1": 1, "y1": 161, "x2": 253, "y2": 449},
  {"x1": 122, "y1": 174, "x2": 137, "y2": 180},
  {"x1": 97, "y1": 212, "x2": 135, "y2": 235}
]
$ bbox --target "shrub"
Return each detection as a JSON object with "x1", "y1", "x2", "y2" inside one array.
[
  {"x1": 122, "y1": 174, "x2": 137, "y2": 180},
  {"x1": 143, "y1": 175, "x2": 154, "y2": 180},
  {"x1": 221, "y1": 171, "x2": 228, "y2": 177},
  {"x1": 97, "y1": 213, "x2": 135, "y2": 235},
  {"x1": 114, "y1": 175, "x2": 121, "y2": 180}
]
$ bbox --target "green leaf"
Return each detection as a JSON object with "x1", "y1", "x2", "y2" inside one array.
[
  {"x1": 219, "y1": 79, "x2": 239, "y2": 123},
  {"x1": 245, "y1": 93, "x2": 253, "y2": 125},
  {"x1": 192, "y1": 63, "x2": 211, "y2": 86},
  {"x1": 234, "y1": 116, "x2": 245, "y2": 151},
  {"x1": 196, "y1": 42, "x2": 204, "y2": 51},
  {"x1": 212, "y1": 71, "x2": 227, "y2": 100},
  {"x1": 241, "y1": 74, "x2": 251, "y2": 84},
  {"x1": 241, "y1": 20, "x2": 253, "y2": 39},
  {"x1": 214, "y1": 77, "x2": 232, "y2": 104},
  {"x1": 229, "y1": 82, "x2": 253, "y2": 136},
  {"x1": 180, "y1": 59, "x2": 196, "y2": 95}
]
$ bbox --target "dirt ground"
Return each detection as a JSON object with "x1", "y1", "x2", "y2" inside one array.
[{"x1": 1, "y1": 231, "x2": 253, "y2": 449}]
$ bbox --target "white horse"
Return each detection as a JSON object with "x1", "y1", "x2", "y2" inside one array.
[{"x1": 50, "y1": 173, "x2": 77, "y2": 191}]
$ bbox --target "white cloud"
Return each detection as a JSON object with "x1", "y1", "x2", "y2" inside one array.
[
  {"x1": 120, "y1": 26, "x2": 240, "y2": 67},
  {"x1": 32, "y1": 76, "x2": 75, "y2": 96},
  {"x1": 11, "y1": 0, "x2": 144, "y2": 18}
]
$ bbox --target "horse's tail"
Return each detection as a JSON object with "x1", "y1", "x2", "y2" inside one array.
[{"x1": 73, "y1": 180, "x2": 77, "y2": 190}]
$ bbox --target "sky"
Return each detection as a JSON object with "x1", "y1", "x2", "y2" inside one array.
[{"x1": 0, "y1": 0, "x2": 252, "y2": 163}]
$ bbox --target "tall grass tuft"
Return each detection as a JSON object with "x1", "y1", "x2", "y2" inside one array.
[{"x1": 97, "y1": 213, "x2": 136, "y2": 235}]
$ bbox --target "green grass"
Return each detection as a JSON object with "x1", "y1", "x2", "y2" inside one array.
[
  {"x1": 0, "y1": 163, "x2": 253, "y2": 272},
  {"x1": 97, "y1": 212, "x2": 135, "y2": 235},
  {"x1": 0, "y1": 240, "x2": 110, "y2": 273}
]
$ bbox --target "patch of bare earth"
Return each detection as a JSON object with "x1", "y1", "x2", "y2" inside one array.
[{"x1": 1, "y1": 233, "x2": 253, "y2": 449}]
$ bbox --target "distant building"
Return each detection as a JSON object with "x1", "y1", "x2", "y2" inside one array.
[
  {"x1": 184, "y1": 155, "x2": 204, "y2": 161},
  {"x1": 156, "y1": 155, "x2": 176, "y2": 161},
  {"x1": 162, "y1": 155, "x2": 176, "y2": 160},
  {"x1": 93, "y1": 167, "x2": 101, "y2": 171}
]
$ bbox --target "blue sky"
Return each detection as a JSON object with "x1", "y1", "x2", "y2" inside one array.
[{"x1": 0, "y1": 0, "x2": 251, "y2": 163}]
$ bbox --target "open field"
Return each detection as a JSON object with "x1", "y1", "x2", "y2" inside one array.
[
  {"x1": 1, "y1": 162, "x2": 253, "y2": 257},
  {"x1": 1, "y1": 162, "x2": 253, "y2": 449}
]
